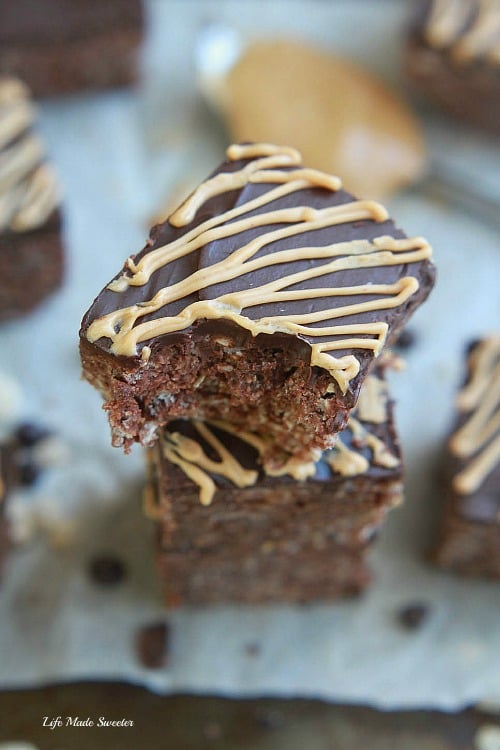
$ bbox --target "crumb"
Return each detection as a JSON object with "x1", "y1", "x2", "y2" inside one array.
[
  {"x1": 396, "y1": 602, "x2": 430, "y2": 631},
  {"x1": 88, "y1": 556, "x2": 127, "y2": 586},
  {"x1": 15, "y1": 422, "x2": 52, "y2": 447},
  {"x1": 135, "y1": 622, "x2": 170, "y2": 669}
]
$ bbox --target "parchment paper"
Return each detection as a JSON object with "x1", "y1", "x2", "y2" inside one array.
[{"x1": 0, "y1": 0, "x2": 499, "y2": 710}]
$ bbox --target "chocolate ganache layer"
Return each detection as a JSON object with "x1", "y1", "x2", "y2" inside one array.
[
  {"x1": 435, "y1": 335, "x2": 500, "y2": 578},
  {"x1": 80, "y1": 143, "x2": 435, "y2": 458}
]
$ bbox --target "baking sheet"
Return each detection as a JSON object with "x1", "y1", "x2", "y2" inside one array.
[{"x1": 0, "y1": 0, "x2": 499, "y2": 710}]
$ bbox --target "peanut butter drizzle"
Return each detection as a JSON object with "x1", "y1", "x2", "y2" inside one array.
[
  {"x1": 356, "y1": 372, "x2": 389, "y2": 424},
  {"x1": 87, "y1": 143, "x2": 431, "y2": 392},
  {"x1": 207, "y1": 420, "x2": 320, "y2": 481},
  {"x1": 425, "y1": 0, "x2": 500, "y2": 64},
  {"x1": 450, "y1": 336, "x2": 500, "y2": 495},
  {"x1": 327, "y1": 440, "x2": 369, "y2": 477},
  {"x1": 324, "y1": 374, "x2": 399, "y2": 477},
  {"x1": 164, "y1": 421, "x2": 258, "y2": 506},
  {"x1": 0, "y1": 77, "x2": 59, "y2": 232},
  {"x1": 161, "y1": 374, "x2": 399, "y2": 505}
]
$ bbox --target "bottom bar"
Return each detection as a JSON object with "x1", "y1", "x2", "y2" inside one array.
[
  {"x1": 146, "y1": 371, "x2": 404, "y2": 606},
  {"x1": 157, "y1": 543, "x2": 372, "y2": 606}
]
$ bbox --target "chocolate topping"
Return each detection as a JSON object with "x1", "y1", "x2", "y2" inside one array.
[{"x1": 82, "y1": 143, "x2": 434, "y2": 394}]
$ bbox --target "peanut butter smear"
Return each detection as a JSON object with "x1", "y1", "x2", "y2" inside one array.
[
  {"x1": 214, "y1": 39, "x2": 425, "y2": 200},
  {"x1": 425, "y1": 0, "x2": 500, "y2": 65},
  {"x1": 0, "y1": 77, "x2": 59, "y2": 232},
  {"x1": 450, "y1": 335, "x2": 500, "y2": 495},
  {"x1": 161, "y1": 374, "x2": 399, "y2": 506},
  {"x1": 86, "y1": 143, "x2": 432, "y2": 394}
]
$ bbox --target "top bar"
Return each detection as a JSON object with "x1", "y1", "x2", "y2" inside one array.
[{"x1": 80, "y1": 143, "x2": 435, "y2": 470}]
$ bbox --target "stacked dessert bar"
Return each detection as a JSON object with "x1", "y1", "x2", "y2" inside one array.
[
  {"x1": 435, "y1": 335, "x2": 500, "y2": 579},
  {"x1": 0, "y1": 0, "x2": 143, "y2": 98},
  {"x1": 406, "y1": 0, "x2": 500, "y2": 135},
  {"x1": 0, "y1": 76, "x2": 63, "y2": 320},
  {"x1": 143, "y1": 367, "x2": 404, "y2": 604},
  {"x1": 80, "y1": 143, "x2": 435, "y2": 604}
]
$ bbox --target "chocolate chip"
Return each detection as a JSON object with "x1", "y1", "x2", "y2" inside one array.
[
  {"x1": 135, "y1": 622, "x2": 169, "y2": 669},
  {"x1": 15, "y1": 422, "x2": 52, "y2": 447},
  {"x1": 17, "y1": 460, "x2": 41, "y2": 487},
  {"x1": 394, "y1": 328, "x2": 417, "y2": 350},
  {"x1": 397, "y1": 603, "x2": 430, "y2": 631},
  {"x1": 88, "y1": 556, "x2": 127, "y2": 586},
  {"x1": 244, "y1": 641, "x2": 261, "y2": 658}
]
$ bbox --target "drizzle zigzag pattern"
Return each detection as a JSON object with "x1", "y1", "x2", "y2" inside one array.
[
  {"x1": 162, "y1": 374, "x2": 399, "y2": 506},
  {"x1": 450, "y1": 335, "x2": 500, "y2": 494},
  {"x1": 87, "y1": 143, "x2": 432, "y2": 391},
  {"x1": 0, "y1": 77, "x2": 58, "y2": 232}
]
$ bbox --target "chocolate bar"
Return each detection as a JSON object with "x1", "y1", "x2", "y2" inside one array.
[
  {"x1": 0, "y1": 77, "x2": 63, "y2": 320},
  {"x1": 435, "y1": 335, "x2": 500, "y2": 578},
  {"x1": 80, "y1": 143, "x2": 434, "y2": 470}
]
